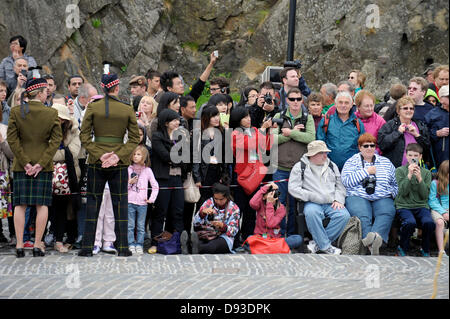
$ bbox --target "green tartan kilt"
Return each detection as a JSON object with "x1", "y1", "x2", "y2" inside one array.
[{"x1": 12, "y1": 171, "x2": 53, "y2": 206}]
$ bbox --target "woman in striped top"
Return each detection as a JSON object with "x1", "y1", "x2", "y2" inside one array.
[{"x1": 341, "y1": 133, "x2": 398, "y2": 255}]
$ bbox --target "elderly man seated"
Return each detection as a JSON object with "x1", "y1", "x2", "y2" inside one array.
[{"x1": 288, "y1": 140, "x2": 350, "y2": 255}]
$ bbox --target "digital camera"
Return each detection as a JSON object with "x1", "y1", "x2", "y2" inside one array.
[
  {"x1": 267, "y1": 185, "x2": 280, "y2": 199},
  {"x1": 362, "y1": 175, "x2": 377, "y2": 195}
]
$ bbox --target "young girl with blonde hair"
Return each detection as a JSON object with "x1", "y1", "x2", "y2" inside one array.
[{"x1": 128, "y1": 145, "x2": 159, "y2": 254}]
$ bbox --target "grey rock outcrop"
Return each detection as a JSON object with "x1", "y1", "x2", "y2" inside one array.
[{"x1": 0, "y1": 0, "x2": 448, "y2": 100}]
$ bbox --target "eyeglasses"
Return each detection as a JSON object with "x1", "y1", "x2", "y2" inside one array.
[
  {"x1": 361, "y1": 144, "x2": 376, "y2": 148},
  {"x1": 400, "y1": 107, "x2": 415, "y2": 111},
  {"x1": 210, "y1": 87, "x2": 220, "y2": 92},
  {"x1": 407, "y1": 87, "x2": 419, "y2": 92},
  {"x1": 288, "y1": 97, "x2": 302, "y2": 102},
  {"x1": 348, "y1": 76, "x2": 355, "y2": 80}
]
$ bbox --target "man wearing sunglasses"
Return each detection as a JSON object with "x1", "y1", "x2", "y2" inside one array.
[
  {"x1": 272, "y1": 88, "x2": 315, "y2": 238},
  {"x1": 407, "y1": 77, "x2": 433, "y2": 123}
]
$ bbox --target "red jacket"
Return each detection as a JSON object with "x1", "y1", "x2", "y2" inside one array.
[
  {"x1": 249, "y1": 184, "x2": 286, "y2": 238},
  {"x1": 231, "y1": 127, "x2": 273, "y2": 176}
]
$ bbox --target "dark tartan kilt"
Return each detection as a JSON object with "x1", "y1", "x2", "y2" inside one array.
[{"x1": 12, "y1": 171, "x2": 53, "y2": 206}]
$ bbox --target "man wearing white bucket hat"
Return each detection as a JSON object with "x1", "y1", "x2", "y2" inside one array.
[{"x1": 288, "y1": 140, "x2": 350, "y2": 255}]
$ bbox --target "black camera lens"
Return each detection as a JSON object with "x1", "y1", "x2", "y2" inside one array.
[
  {"x1": 362, "y1": 176, "x2": 376, "y2": 195},
  {"x1": 264, "y1": 93, "x2": 273, "y2": 104},
  {"x1": 272, "y1": 118, "x2": 284, "y2": 126}
]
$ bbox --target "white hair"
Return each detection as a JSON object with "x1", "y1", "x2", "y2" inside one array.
[{"x1": 335, "y1": 91, "x2": 353, "y2": 104}]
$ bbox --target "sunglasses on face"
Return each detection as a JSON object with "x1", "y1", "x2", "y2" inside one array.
[
  {"x1": 361, "y1": 144, "x2": 376, "y2": 148},
  {"x1": 407, "y1": 87, "x2": 419, "y2": 92},
  {"x1": 401, "y1": 107, "x2": 415, "y2": 111},
  {"x1": 288, "y1": 97, "x2": 302, "y2": 102}
]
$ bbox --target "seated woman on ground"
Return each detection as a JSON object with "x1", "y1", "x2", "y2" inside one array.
[
  {"x1": 181, "y1": 181, "x2": 240, "y2": 254},
  {"x1": 249, "y1": 182, "x2": 303, "y2": 251}
]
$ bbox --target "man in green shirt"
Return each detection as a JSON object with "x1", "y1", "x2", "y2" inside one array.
[
  {"x1": 273, "y1": 87, "x2": 315, "y2": 237},
  {"x1": 78, "y1": 72, "x2": 140, "y2": 257},
  {"x1": 395, "y1": 143, "x2": 435, "y2": 257}
]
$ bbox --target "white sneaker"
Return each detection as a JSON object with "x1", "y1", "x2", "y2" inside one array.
[
  {"x1": 307, "y1": 240, "x2": 319, "y2": 254},
  {"x1": 102, "y1": 244, "x2": 117, "y2": 254},
  {"x1": 321, "y1": 245, "x2": 341, "y2": 255},
  {"x1": 129, "y1": 246, "x2": 136, "y2": 254},
  {"x1": 92, "y1": 245, "x2": 100, "y2": 255},
  {"x1": 135, "y1": 246, "x2": 143, "y2": 255}
]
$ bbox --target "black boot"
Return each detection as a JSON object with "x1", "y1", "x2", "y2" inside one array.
[{"x1": 78, "y1": 249, "x2": 93, "y2": 257}]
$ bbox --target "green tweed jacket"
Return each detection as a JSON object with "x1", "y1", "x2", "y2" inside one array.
[
  {"x1": 80, "y1": 96, "x2": 139, "y2": 165},
  {"x1": 7, "y1": 100, "x2": 62, "y2": 172}
]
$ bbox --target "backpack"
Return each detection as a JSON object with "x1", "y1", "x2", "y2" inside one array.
[
  {"x1": 337, "y1": 216, "x2": 365, "y2": 255},
  {"x1": 322, "y1": 112, "x2": 361, "y2": 135}
]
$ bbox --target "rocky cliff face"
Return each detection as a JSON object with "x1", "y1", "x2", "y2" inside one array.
[{"x1": 0, "y1": 0, "x2": 448, "y2": 99}]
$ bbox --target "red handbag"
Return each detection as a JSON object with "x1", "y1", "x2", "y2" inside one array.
[
  {"x1": 237, "y1": 161, "x2": 267, "y2": 195},
  {"x1": 243, "y1": 235, "x2": 290, "y2": 254}
]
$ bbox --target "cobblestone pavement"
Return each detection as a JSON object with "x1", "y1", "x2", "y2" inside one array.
[{"x1": 0, "y1": 246, "x2": 447, "y2": 300}]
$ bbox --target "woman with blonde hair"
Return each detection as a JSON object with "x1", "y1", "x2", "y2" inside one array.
[{"x1": 137, "y1": 95, "x2": 157, "y2": 126}]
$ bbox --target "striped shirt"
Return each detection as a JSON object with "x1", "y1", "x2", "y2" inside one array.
[{"x1": 341, "y1": 153, "x2": 398, "y2": 200}]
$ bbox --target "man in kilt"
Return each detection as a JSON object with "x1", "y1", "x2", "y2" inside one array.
[
  {"x1": 78, "y1": 72, "x2": 140, "y2": 257},
  {"x1": 7, "y1": 77, "x2": 62, "y2": 258}
]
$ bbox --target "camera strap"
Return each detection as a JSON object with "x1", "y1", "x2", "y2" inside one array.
[{"x1": 360, "y1": 154, "x2": 376, "y2": 169}]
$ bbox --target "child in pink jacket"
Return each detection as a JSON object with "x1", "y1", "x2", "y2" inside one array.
[
  {"x1": 128, "y1": 145, "x2": 159, "y2": 255},
  {"x1": 249, "y1": 183, "x2": 303, "y2": 250}
]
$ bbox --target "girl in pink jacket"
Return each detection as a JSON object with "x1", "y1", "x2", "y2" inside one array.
[
  {"x1": 249, "y1": 183, "x2": 303, "y2": 250},
  {"x1": 128, "y1": 145, "x2": 159, "y2": 255}
]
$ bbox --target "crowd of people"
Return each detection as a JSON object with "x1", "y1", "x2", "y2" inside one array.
[{"x1": 0, "y1": 35, "x2": 448, "y2": 258}]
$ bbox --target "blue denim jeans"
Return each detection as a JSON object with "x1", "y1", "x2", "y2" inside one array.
[
  {"x1": 397, "y1": 208, "x2": 435, "y2": 253},
  {"x1": 128, "y1": 203, "x2": 148, "y2": 247},
  {"x1": 345, "y1": 196, "x2": 395, "y2": 243},
  {"x1": 303, "y1": 202, "x2": 350, "y2": 250},
  {"x1": 23, "y1": 206, "x2": 36, "y2": 242},
  {"x1": 285, "y1": 234, "x2": 303, "y2": 250},
  {"x1": 273, "y1": 169, "x2": 296, "y2": 236}
]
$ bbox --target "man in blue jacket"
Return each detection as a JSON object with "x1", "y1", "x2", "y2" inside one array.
[
  {"x1": 317, "y1": 91, "x2": 365, "y2": 171},
  {"x1": 425, "y1": 85, "x2": 449, "y2": 168}
]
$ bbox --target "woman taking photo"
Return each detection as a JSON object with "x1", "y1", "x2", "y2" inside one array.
[
  {"x1": 7, "y1": 77, "x2": 62, "y2": 257},
  {"x1": 229, "y1": 107, "x2": 273, "y2": 249},
  {"x1": 378, "y1": 96, "x2": 431, "y2": 168},
  {"x1": 341, "y1": 133, "x2": 398, "y2": 255}
]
